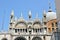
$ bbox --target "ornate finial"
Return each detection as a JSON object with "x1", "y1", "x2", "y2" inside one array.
[
  {"x1": 43, "y1": 9, "x2": 46, "y2": 15},
  {"x1": 43, "y1": 10, "x2": 46, "y2": 14},
  {"x1": 10, "y1": 10, "x2": 14, "y2": 20},
  {"x1": 11, "y1": 10, "x2": 14, "y2": 16},
  {"x1": 20, "y1": 12, "x2": 24, "y2": 19},
  {"x1": 1, "y1": 13, "x2": 5, "y2": 32},
  {"x1": 21, "y1": 12, "x2": 23, "y2": 17},
  {"x1": 36, "y1": 13, "x2": 38, "y2": 18},
  {"x1": 48, "y1": 0, "x2": 52, "y2": 12},
  {"x1": 49, "y1": 2, "x2": 51, "y2": 9},
  {"x1": 43, "y1": 9, "x2": 46, "y2": 20},
  {"x1": 28, "y1": 10, "x2": 32, "y2": 19}
]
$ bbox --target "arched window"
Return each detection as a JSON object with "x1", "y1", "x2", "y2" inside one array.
[
  {"x1": 15, "y1": 29, "x2": 17, "y2": 33},
  {"x1": 2, "y1": 38, "x2": 7, "y2": 40},
  {"x1": 52, "y1": 23, "x2": 54, "y2": 27},
  {"x1": 56, "y1": 22, "x2": 57, "y2": 27}
]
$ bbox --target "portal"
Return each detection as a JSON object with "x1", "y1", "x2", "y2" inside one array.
[
  {"x1": 15, "y1": 37, "x2": 26, "y2": 40},
  {"x1": 32, "y1": 37, "x2": 42, "y2": 40}
]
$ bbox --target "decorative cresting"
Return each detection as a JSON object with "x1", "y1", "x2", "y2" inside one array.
[
  {"x1": 1, "y1": 38, "x2": 7, "y2": 40},
  {"x1": 14, "y1": 37, "x2": 26, "y2": 40},
  {"x1": 32, "y1": 37, "x2": 42, "y2": 40}
]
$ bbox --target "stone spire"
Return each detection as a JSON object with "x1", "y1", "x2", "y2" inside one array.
[
  {"x1": 10, "y1": 10, "x2": 15, "y2": 27},
  {"x1": 20, "y1": 12, "x2": 23, "y2": 18},
  {"x1": 19, "y1": 12, "x2": 24, "y2": 21},
  {"x1": 43, "y1": 9, "x2": 46, "y2": 16},
  {"x1": 10, "y1": 10, "x2": 14, "y2": 19},
  {"x1": 1, "y1": 13, "x2": 5, "y2": 32},
  {"x1": 42, "y1": 10, "x2": 47, "y2": 34},
  {"x1": 43, "y1": 9, "x2": 47, "y2": 25},
  {"x1": 36, "y1": 12, "x2": 38, "y2": 18}
]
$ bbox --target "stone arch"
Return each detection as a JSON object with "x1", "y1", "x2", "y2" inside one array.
[
  {"x1": 14, "y1": 37, "x2": 26, "y2": 40},
  {"x1": 1, "y1": 38, "x2": 7, "y2": 40},
  {"x1": 32, "y1": 37, "x2": 42, "y2": 40}
]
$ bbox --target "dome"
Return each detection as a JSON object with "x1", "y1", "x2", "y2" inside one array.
[{"x1": 46, "y1": 11, "x2": 57, "y2": 21}]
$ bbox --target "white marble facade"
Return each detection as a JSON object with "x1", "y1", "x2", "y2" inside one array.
[{"x1": 0, "y1": 8, "x2": 56, "y2": 40}]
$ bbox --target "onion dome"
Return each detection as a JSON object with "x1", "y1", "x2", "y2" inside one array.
[{"x1": 46, "y1": 12, "x2": 57, "y2": 21}]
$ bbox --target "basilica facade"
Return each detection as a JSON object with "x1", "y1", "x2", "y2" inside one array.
[{"x1": 0, "y1": 7, "x2": 57, "y2": 40}]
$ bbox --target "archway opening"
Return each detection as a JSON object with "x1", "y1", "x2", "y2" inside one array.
[
  {"x1": 32, "y1": 37, "x2": 42, "y2": 40},
  {"x1": 15, "y1": 37, "x2": 26, "y2": 40}
]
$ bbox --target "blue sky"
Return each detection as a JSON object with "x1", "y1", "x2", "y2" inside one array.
[{"x1": 0, "y1": 0, "x2": 56, "y2": 31}]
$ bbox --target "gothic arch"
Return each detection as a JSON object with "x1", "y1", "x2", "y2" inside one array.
[
  {"x1": 14, "y1": 37, "x2": 26, "y2": 40},
  {"x1": 32, "y1": 37, "x2": 42, "y2": 40},
  {"x1": 1, "y1": 38, "x2": 7, "y2": 40}
]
